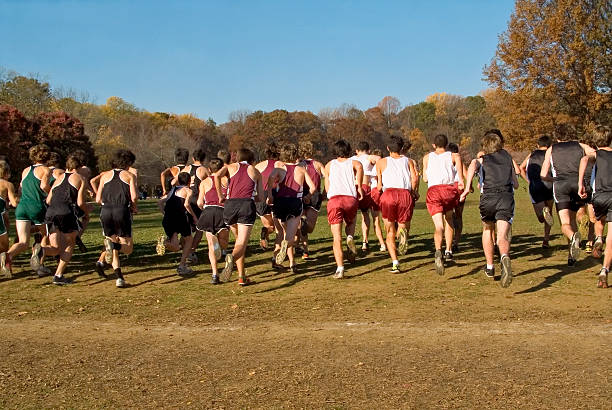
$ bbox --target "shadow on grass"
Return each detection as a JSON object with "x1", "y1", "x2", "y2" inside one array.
[{"x1": 514, "y1": 257, "x2": 600, "y2": 294}]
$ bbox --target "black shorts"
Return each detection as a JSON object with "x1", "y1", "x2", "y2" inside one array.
[
  {"x1": 553, "y1": 179, "x2": 586, "y2": 212},
  {"x1": 529, "y1": 181, "x2": 553, "y2": 204},
  {"x1": 75, "y1": 206, "x2": 86, "y2": 219},
  {"x1": 273, "y1": 197, "x2": 303, "y2": 222},
  {"x1": 162, "y1": 211, "x2": 192, "y2": 238},
  {"x1": 592, "y1": 192, "x2": 612, "y2": 221},
  {"x1": 255, "y1": 201, "x2": 272, "y2": 217},
  {"x1": 479, "y1": 191, "x2": 514, "y2": 223},
  {"x1": 303, "y1": 191, "x2": 323, "y2": 212},
  {"x1": 223, "y1": 198, "x2": 256, "y2": 226},
  {"x1": 100, "y1": 206, "x2": 132, "y2": 238},
  {"x1": 197, "y1": 206, "x2": 228, "y2": 234},
  {"x1": 46, "y1": 213, "x2": 80, "y2": 234}
]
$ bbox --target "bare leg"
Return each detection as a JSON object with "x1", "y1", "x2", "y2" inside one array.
[
  {"x1": 360, "y1": 210, "x2": 370, "y2": 246},
  {"x1": 7, "y1": 220, "x2": 32, "y2": 259},
  {"x1": 482, "y1": 221, "x2": 495, "y2": 266},
  {"x1": 383, "y1": 219, "x2": 398, "y2": 262},
  {"x1": 56, "y1": 232, "x2": 77, "y2": 276},
  {"x1": 496, "y1": 220, "x2": 511, "y2": 256},
  {"x1": 431, "y1": 213, "x2": 445, "y2": 251},
  {"x1": 443, "y1": 210, "x2": 454, "y2": 251},
  {"x1": 330, "y1": 223, "x2": 344, "y2": 268},
  {"x1": 233, "y1": 224, "x2": 254, "y2": 278}
]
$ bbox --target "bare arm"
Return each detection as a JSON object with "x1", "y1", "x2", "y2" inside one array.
[
  {"x1": 409, "y1": 160, "x2": 419, "y2": 193},
  {"x1": 452, "y1": 153, "x2": 464, "y2": 191},
  {"x1": 214, "y1": 165, "x2": 229, "y2": 203},
  {"x1": 184, "y1": 189, "x2": 197, "y2": 222},
  {"x1": 353, "y1": 160, "x2": 364, "y2": 200},
  {"x1": 460, "y1": 159, "x2": 480, "y2": 202},
  {"x1": 90, "y1": 173, "x2": 103, "y2": 195},
  {"x1": 95, "y1": 173, "x2": 106, "y2": 204},
  {"x1": 580, "y1": 143, "x2": 596, "y2": 157},
  {"x1": 323, "y1": 162, "x2": 331, "y2": 194},
  {"x1": 376, "y1": 159, "x2": 385, "y2": 191},
  {"x1": 6, "y1": 182, "x2": 18, "y2": 208},
  {"x1": 197, "y1": 178, "x2": 209, "y2": 209},
  {"x1": 519, "y1": 154, "x2": 530, "y2": 183},
  {"x1": 578, "y1": 153, "x2": 596, "y2": 198},
  {"x1": 75, "y1": 175, "x2": 86, "y2": 210},
  {"x1": 304, "y1": 168, "x2": 316, "y2": 195},
  {"x1": 422, "y1": 155, "x2": 429, "y2": 183},
  {"x1": 253, "y1": 168, "x2": 264, "y2": 203},
  {"x1": 160, "y1": 168, "x2": 171, "y2": 195},
  {"x1": 540, "y1": 147, "x2": 553, "y2": 182},
  {"x1": 266, "y1": 168, "x2": 282, "y2": 204},
  {"x1": 39, "y1": 167, "x2": 51, "y2": 194}
]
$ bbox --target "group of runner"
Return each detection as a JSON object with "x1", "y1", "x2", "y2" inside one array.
[{"x1": 0, "y1": 125, "x2": 610, "y2": 289}]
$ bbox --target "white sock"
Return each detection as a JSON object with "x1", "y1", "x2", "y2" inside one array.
[
  {"x1": 392, "y1": 260, "x2": 399, "y2": 265},
  {"x1": 347, "y1": 235, "x2": 353, "y2": 240},
  {"x1": 486, "y1": 264, "x2": 494, "y2": 270},
  {"x1": 501, "y1": 253, "x2": 508, "y2": 258},
  {"x1": 336, "y1": 266, "x2": 344, "y2": 273}
]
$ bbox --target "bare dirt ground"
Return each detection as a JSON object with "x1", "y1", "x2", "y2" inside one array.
[{"x1": 0, "y1": 191, "x2": 610, "y2": 408}]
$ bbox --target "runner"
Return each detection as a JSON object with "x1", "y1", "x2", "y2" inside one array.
[
  {"x1": 7, "y1": 144, "x2": 52, "y2": 276},
  {"x1": 460, "y1": 132, "x2": 518, "y2": 288},
  {"x1": 254, "y1": 144, "x2": 279, "y2": 251},
  {"x1": 423, "y1": 134, "x2": 464, "y2": 275},
  {"x1": 42, "y1": 154, "x2": 87, "y2": 285},
  {"x1": 73, "y1": 149, "x2": 94, "y2": 252},
  {"x1": 578, "y1": 125, "x2": 612, "y2": 288},
  {"x1": 447, "y1": 143, "x2": 469, "y2": 252},
  {"x1": 196, "y1": 158, "x2": 229, "y2": 284},
  {"x1": 540, "y1": 123, "x2": 595, "y2": 266},
  {"x1": 376, "y1": 135, "x2": 418, "y2": 273},
  {"x1": 157, "y1": 172, "x2": 198, "y2": 276},
  {"x1": 267, "y1": 143, "x2": 317, "y2": 273},
  {"x1": 368, "y1": 148, "x2": 386, "y2": 252},
  {"x1": 324, "y1": 139, "x2": 363, "y2": 278},
  {"x1": 352, "y1": 141, "x2": 376, "y2": 252},
  {"x1": 0, "y1": 161, "x2": 18, "y2": 277},
  {"x1": 183, "y1": 149, "x2": 208, "y2": 263},
  {"x1": 215, "y1": 148, "x2": 263, "y2": 286},
  {"x1": 519, "y1": 135, "x2": 555, "y2": 248},
  {"x1": 160, "y1": 147, "x2": 189, "y2": 196},
  {"x1": 46, "y1": 152, "x2": 64, "y2": 185},
  {"x1": 298, "y1": 140, "x2": 324, "y2": 260},
  {"x1": 93, "y1": 149, "x2": 138, "y2": 288}
]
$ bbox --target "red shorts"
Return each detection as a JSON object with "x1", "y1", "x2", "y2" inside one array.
[
  {"x1": 426, "y1": 184, "x2": 459, "y2": 216},
  {"x1": 358, "y1": 184, "x2": 373, "y2": 211},
  {"x1": 327, "y1": 195, "x2": 359, "y2": 225},
  {"x1": 380, "y1": 188, "x2": 414, "y2": 223},
  {"x1": 370, "y1": 187, "x2": 381, "y2": 212}
]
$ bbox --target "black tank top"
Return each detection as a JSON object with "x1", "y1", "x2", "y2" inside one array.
[
  {"x1": 527, "y1": 149, "x2": 546, "y2": 184},
  {"x1": 551, "y1": 141, "x2": 583, "y2": 180},
  {"x1": 165, "y1": 186, "x2": 188, "y2": 215},
  {"x1": 189, "y1": 165, "x2": 201, "y2": 193},
  {"x1": 594, "y1": 150, "x2": 612, "y2": 193},
  {"x1": 102, "y1": 170, "x2": 131, "y2": 207},
  {"x1": 481, "y1": 150, "x2": 514, "y2": 193},
  {"x1": 47, "y1": 172, "x2": 78, "y2": 217}
]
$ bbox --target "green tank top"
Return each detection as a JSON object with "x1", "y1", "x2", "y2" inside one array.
[
  {"x1": 0, "y1": 196, "x2": 5, "y2": 214},
  {"x1": 21, "y1": 165, "x2": 48, "y2": 205}
]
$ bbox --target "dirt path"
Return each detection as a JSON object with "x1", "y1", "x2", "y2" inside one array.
[{"x1": 1, "y1": 319, "x2": 609, "y2": 408}]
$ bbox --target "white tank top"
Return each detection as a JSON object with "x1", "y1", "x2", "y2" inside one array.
[
  {"x1": 426, "y1": 151, "x2": 456, "y2": 187},
  {"x1": 352, "y1": 154, "x2": 374, "y2": 186},
  {"x1": 327, "y1": 159, "x2": 357, "y2": 198},
  {"x1": 381, "y1": 156, "x2": 412, "y2": 190}
]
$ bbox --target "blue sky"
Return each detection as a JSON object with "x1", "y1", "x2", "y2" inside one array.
[{"x1": 1, "y1": 0, "x2": 514, "y2": 123}]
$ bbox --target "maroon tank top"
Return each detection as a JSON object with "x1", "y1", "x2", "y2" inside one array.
[
  {"x1": 304, "y1": 159, "x2": 321, "y2": 191},
  {"x1": 204, "y1": 177, "x2": 227, "y2": 206},
  {"x1": 228, "y1": 162, "x2": 255, "y2": 199},
  {"x1": 277, "y1": 164, "x2": 303, "y2": 198},
  {"x1": 261, "y1": 160, "x2": 276, "y2": 190}
]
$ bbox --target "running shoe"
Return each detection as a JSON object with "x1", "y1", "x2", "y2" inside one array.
[
  {"x1": 289, "y1": 265, "x2": 298, "y2": 274},
  {"x1": 156, "y1": 235, "x2": 166, "y2": 256},
  {"x1": 542, "y1": 206, "x2": 554, "y2": 226},
  {"x1": 444, "y1": 251, "x2": 453, "y2": 262},
  {"x1": 434, "y1": 249, "x2": 444, "y2": 276},
  {"x1": 570, "y1": 232, "x2": 581, "y2": 261},
  {"x1": 95, "y1": 261, "x2": 107, "y2": 279},
  {"x1": 452, "y1": 242, "x2": 459, "y2": 254},
  {"x1": 0, "y1": 253, "x2": 11, "y2": 278},
  {"x1": 390, "y1": 262, "x2": 400, "y2": 274},
  {"x1": 484, "y1": 266, "x2": 495, "y2": 278},
  {"x1": 346, "y1": 236, "x2": 357, "y2": 264},
  {"x1": 379, "y1": 244, "x2": 387, "y2": 253},
  {"x1": 116, "y1": 277, "x2": 126, "y2": 288},
  {"x1": 210, "y1": 235, "x2": 222, "y2": 261},
  {"x1": 210, "y1": 275, "x2": 220, "y2": 285},
  {"x1": 104, "y1": 237, "x2": 114, "y2": 264},
  {"x1": 220, "y1": 253, "x2": 234, "y2": 282},
  {"x1": 361, "y1": 242, "x2": 369, "y2": 252},
  {"x1": 597, "y1": 268, "x2": 608, "y2": 289},
  {"x1": 398, "y1": 228, "x2": 408, "y2": 255},
  {"x1": 333, "y1": 269, "x2": 344, "y2": 279},
  {"x1": 177, "y1": 264, "x2": 194, "y2": 276},
  {"x1": 302, "y1": 252, "x2": 310, "y2": 260},
  {"x1": 592, "y1": 236, "x2": 603, "y2": 258},
  {"x1": 238, "y1": 276, "x2": 252, "y2": 286},
  {"x1": 542, "y1": 241, "x2": 550, "y2": 249},
  {"x1": 500, "y1": 254, "x2": 512, "y2": 288},
  {"x1": 30, "y1": 242, "x2": 42, "y2": 271},
  {"x1": 52, "y1": 275, "x2": 70, "y2": 286},
  {"x1": 271, "y1": 259, "x2": 284, "y2": 270},
  {"x1": 568, "y1": 257, "x2": 576, "y2": 267},
  {"x1": 37, "y1": 265, "x2": 51, "y2": 278},
  {"x1": 276, "y1": 239, "x2": 288, "y2": 265},
  {"x1": 259, "y1": 227, "x2": 268, "y2": 250},
  {"x1": 585, "y1": 242, "x2": 593, "y2": 254}
]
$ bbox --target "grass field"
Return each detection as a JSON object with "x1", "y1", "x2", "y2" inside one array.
[{"x1": 0, "y1": 182, "x2": 610, "y2": 408}]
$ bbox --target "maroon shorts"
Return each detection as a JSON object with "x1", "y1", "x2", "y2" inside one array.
[
  {"x1": 327, "y1": 195, "x2": 358, "y2": 225},
  {"x1": 426, "y1": 184, "x2": 460, "y2": 216},
  {"x1": 358, "y1": 184, "x2": 373, "y2": 211},
  {"x1": 380, "y1": 188, "x2": 414, "y2": 223},
  {"x1": 370, "y1": 187, "x2": 381, "y2": 212}
]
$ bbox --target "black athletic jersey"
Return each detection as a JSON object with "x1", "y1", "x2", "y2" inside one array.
[
  {"x1": 102, "y1": 170, "x2": 131, "y2": 207},
  {"x1": 527, "y1": 149, "x2": 547, "y2": 185},
  {"x1": 594, "y1": 149, "x2": 612, "y2": 193},
  {"x1": 164, "y1": 186, "x2": 188, "y2": 215},
  {"x1": 551, "y1": 141, "x2": 583, "y2": 180},
  {"x1": 189, "y1": 165, "x2": 202, "y2": 195},
  {"x1": 47, "y1": 172, "x2": 77, "y2": 217},
  {"x1": 480, "y1": 149, "x2": 514, "y2": 193}
]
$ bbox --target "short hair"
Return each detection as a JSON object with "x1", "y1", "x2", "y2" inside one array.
[
  {"x1": 485, "y1": 128, "x2": 505, "y2": 144},
  {"x1": 208, "y1": 158, "x2": 224, "y2": 173},
  {"x1": 65, "y1": 154, "x2": 83, "y2": 171},
  {"x1": 356, "y1": 141, "x2": 370, "y2": 152},
  {"x1": 433, "y1": 134, "x2": 448, "y2": 149},
  {"x1": 332, "y1": 139, "x2": 352, "y2": 158},
  {"x1": 47, "y1": 152, "x2": 63, "y2": 168},
  {"x1": 111, "y1": 149, "x2": 136, "y2": 169},
  {"x1": 447, "y1": 142, "x2": 459, "y2": 154},
  {"x1": 265, "y1": 143, "x2": 280, "y2": 160},
  {"x1": 174, "y1": 148, "x2": 189, "y2": 164},
  {"x1": 298, "y1": 140, "x2": 314, "y2": 159},
  {"x1": 72, "y1": 149, "x2": 88, "y2": 165},
  {"x1": 537, "y1": 135, "x2": 553, "y2": 148},
  {"x1": 29, "y1": 144, "x2": 50, "y2": 164},
  {"x1": 591, "y1": 125, "x2": 612, "y2": 148},
  {"x1": 280, "y1": 143, "x2": 299, "y2": 163},
  {"x1": 481, "y1": 132, "x2": 503, "y2": 154},
  {"x1": 0, "y1": 161, "x2": 10, "y2": 179},
  {"x1": 236, "y1": 148, "x2": 255, "y2": 164},
  {"x1": 177, "y1": 171, "x2": 191, "y2": 186},
  {"x1": 217, "y1": 150, "x2": 231, "y2": 165},
  {"x1": 372, "y1": 148, "x2": 383, "y2": 157},
  {"x1": 553, "y1": 123, "x2": 575, "y2": 142},
  {"x1": 387, "y1": 136, "x2": 404, "y2": 154},
  {"x1": 192, "y1": 148, "x2": 206, "y2": 162}
]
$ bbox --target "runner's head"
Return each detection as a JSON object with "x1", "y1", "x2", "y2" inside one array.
[
  {"x1": 72, "y1": 149, "x2": 88, "y2": 166},
  {"x1": 47, "y1": 152, "x2": 62, "y2": 169},
  {"x1": 280, "y1": 143, "x2": 299, "y2": 163},
  {"x1": 447, "y1": 143, "x2": 459, "y2": 154},
  {"x1": 112, "y1": 149, "x2": 136, "y2": 170},
  {"x1": 332, "y1": 139, "x2": 352, "y2": 158},
  {"x1": 433, "y1": 134, "x2": 448, "y2": 149},
  {"x1": 29, "y1": 144, "x2": 51, "y2": 165},
  {"x1": 481, "y1": 132, "x2": 503, "y2": 155},
  {"x1": 537, "y1": 135, "x2": 553, "y2": 149},
  {"x1": 174, "y1": 148, "x2": 189, "y2": 165},
  {"x1": 298, "y1": 140, "x2": 315, "y2": 159},
  {"x1": 386, "y1": 135, "x2": 404, "y2": 154},
  {"x1": 237, "y1": 148, "x2": 255, "y2": 165},
  {"x1": 217, "y1": 150, "x2": 231, "y2": 165},
  {"x1": 553, "y1": 123, "x2": 575, "y2": 142},
  {"x1": 66, "y1": 153, "x2": 83, "y2": 172},
  {"x1": 0, "y1": 161, "x2": 10, "y2": 179},
  {"x1": 208, "y1": 158, "x2": 224, "y2": 173},
  {"x1": 591, "y1": 125, "x2": 612, "y2": 148},
  {"x1": 265, "y1": 143, "x2": 280, "y2": 160},
  {"x1": 177, "y1": 171, "x2": 191, "y2": 186},
  {"x1": 372, "y1": 148, "x2": 383, "y2": 157},
  {"x1": 356, "y1": 141, "x2": 370, "y2": 154},
  {"x1": 192, "y1": 148, "x2": 206, "y2": 163},
  {"x1": 485, "y1": 129, "x2": 505, "y2": 145}
]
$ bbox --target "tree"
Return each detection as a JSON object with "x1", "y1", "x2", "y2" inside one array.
[
  {"x1": 0, "y1": 75, "x2": 53, "y2": 117},
  {"x1": 377, "y1": 96, "x2": 401, "y2": 127},
  {"x1": 0, "y1": 105, "x2": 33, "y2": 182},
  {"x1": 484, "y1": 0, "x2": 612, "y2": 146}
]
